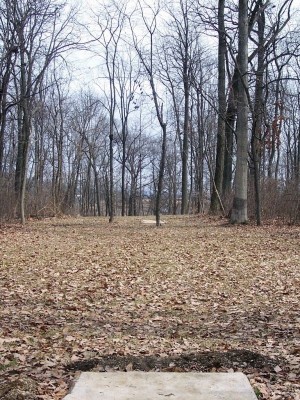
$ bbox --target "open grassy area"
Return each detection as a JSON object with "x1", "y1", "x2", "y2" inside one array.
[{"x1": 0, "y1": 215, "x2": 299, "y2": 399}]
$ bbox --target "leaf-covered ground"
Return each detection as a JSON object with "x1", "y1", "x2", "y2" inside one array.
[{"x1": 0, "y1": 215, "x2": 299, "y2": 399}]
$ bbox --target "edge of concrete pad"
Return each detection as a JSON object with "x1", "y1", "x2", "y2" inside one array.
[{"x1": 63, "y1": 372, "x2": 258, "y2": 400}]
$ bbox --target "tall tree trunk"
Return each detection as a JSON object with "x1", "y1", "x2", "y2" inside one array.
[
  {"x1": 231, "y1": 0, "x2": 249, "y2": 224},
  {"x1": 15, "y1": 41, "x2": 31, "y2": 224},
  {"x1": 195, "y1": 86, "x2": 204, "y2": 213},
  {"x1": 210, "y1": 0, "x2": 226, "y2": 214},
  {"x1": 181, "y1": 74, "x2": 190, "y2": 214},
  {"x1": 121, "y1": 134, "x2": 126, "y2": 216},
  {"x1": 0, "y1": 51, "x2": 14, "y2": 173},
  {"x1": 109, "y1": 132, "x2": 114, "y2": 222},
  {"x1": 251, "y1": 1, "x2": 265, "y2": 226}
]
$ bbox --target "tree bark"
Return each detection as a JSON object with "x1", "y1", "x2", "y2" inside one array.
[
  {"x1": 222, "y1": 68, "x2": 238, "y2": 198},
  {"x1": 109, "y1": 132, "x2": 114, "y2": 223},
  {"x1": 155, "y1": 122, "x2": 167, "y2": 226},
  {"x1": 231, "y1": 0, "x2": 249, "y2": 224},
  {"x1": 210, "y1": 0, "x2": 226, "y2": 214},
  {"x1": 251, "y1": 1, "x2": 265, "y2": 226}
]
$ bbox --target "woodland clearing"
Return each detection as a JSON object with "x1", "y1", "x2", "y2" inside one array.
[{"x1": 0, "y1": 215, "x2": 299, "y2": 399}]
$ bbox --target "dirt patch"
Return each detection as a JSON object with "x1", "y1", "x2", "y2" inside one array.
[{"x1": 65, "y1": 349, "x2": 281, "y2": 373}]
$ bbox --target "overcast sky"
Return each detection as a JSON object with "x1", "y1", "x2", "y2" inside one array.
[{"x1": 66, "y1": 0, "x2": 300, "y2": 91}]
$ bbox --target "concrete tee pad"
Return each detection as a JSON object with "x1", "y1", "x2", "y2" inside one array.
[{"x1": 63, "y1": 371, "x2": 258, "y2": 400}]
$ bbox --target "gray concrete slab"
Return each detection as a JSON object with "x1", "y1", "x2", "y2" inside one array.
[{"x1": 63, "y1": 372, "x2": 258, "y2": 400}]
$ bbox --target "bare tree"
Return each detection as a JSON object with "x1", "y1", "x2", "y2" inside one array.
[
  {"x1": 6, "y1": 0, "x2": 77, "y2": 223},
  {"x1": 88, "y1": 1, "x2": 127, "y2": 222},
  {"x1": 130, "y1": 0, "x2": 167, "y2": 226},
  {"x1": 71, "y1": 90, "x2": 109, "y2": 216},
  {"x1": 159, "y1": 0, "x2": 200, "y2": 214},
  {"x1": 0, "y1": 1, "x2": 18, "y2": 173},
  {"x1": 114, "y1": 51, "x2": 141, "y2": 216},
  {"x1": 248, "y1": 0, "x2": 296, "y2": 224}
]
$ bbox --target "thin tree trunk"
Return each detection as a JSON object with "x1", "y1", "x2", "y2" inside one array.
[
  {"x1": 121, "y1": 135, "x2": 126, "y2": 216},
  {"x1": 181, "y1": 76, "x2": 190, "y2": 215},
  {"x1": 15, "y1": 39, "x2": 31, "y2": 223},
  {"x1": 222, "y1": 68, "x2": 238, "y2": 198},
  {"x1": 251, "y1": 1, "x2": 265, "y2": 226},
  {"x1": 210, "y1": 0, "x2": 226, "y2": 214},
  {"x1": 196, "y1": 88, "x2": 204, "y2": 212},
  {"x1": 93, "y1": 167, "x2": 101, "y2": 216},
  {"x1": 0, "y1": 51, "x2": 14, "y2": 173},
  {"x1": 155, "y1": 123, "x2": 167, "y2": 226},
  {"x1": 109, "y1": 132, "x2": 114, "y2": 222}
]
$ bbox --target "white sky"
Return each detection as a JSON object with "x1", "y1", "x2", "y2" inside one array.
[{"x1": 65, "y1": 0, "x2": 300, "y2": 91}]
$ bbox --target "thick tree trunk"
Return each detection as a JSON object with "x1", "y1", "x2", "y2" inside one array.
[{"x1": 231, "y1": 0, "x2": 249, "y2": 224}]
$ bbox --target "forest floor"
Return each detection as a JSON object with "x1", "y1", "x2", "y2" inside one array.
[{"x1": 0, "y1": 215, "x2": 299, "y2": 400}]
